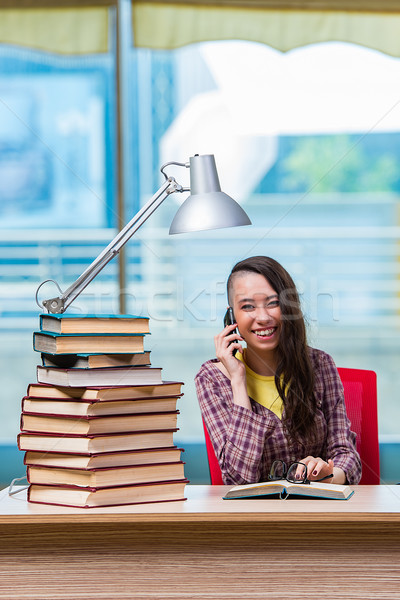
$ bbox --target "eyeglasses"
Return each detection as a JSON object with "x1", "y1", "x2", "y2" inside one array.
[{"x1": 268, "y1": 460, "x2": 334, "y2": 484}]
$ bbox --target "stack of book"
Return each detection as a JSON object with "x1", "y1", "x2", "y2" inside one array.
[{"x1": 17, "y1": 313, "x2": 188, "y2": 508}]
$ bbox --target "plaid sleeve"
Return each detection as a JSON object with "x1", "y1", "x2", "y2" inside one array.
[
  {"x1": 317, "y1": 352, "x2": 362, "y2": 485},
  {"x1": 195, "y1": 361, "x2": 277, "y2": 485}
]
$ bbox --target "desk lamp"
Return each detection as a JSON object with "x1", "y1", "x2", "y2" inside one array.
[{"x1": 36, "y1": 154, "x2": 251, "y2": 314}]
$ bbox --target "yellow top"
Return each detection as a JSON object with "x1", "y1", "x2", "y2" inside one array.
[{"x1": 236, "y1": 351, "x2": 283, "y2": 419}]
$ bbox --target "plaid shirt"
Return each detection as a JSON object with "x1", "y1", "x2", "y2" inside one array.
[{"x1": 195, "y1": 347, "x2": 361, "y2": 485}]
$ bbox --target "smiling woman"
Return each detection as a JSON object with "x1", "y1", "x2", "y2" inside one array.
[
  {"x1": 228, "y1": 272, "x2": 281, "y2": 359},
  {"x1": 195, "y1": 255, "x2": 362, "y2": 487}
]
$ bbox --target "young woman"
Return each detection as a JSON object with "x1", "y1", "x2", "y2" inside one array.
[{"x1": 195, "y1": 256, "x2": 361, "y2": 486}]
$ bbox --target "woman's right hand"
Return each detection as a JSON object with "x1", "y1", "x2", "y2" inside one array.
[
  {"x1": 215, "y1": 324, "x2": 252, "y2": 410},
  {"x1": 214, "y1": 323, "x2": 245, "y2": 381}
]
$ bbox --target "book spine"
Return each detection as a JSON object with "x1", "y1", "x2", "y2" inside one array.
[
  {"x1": 32, "y1": 332, "x2": 39, "y2": 352},
  {"x1": 39, "y1": 315, "x2": 59, "y2": 332}
]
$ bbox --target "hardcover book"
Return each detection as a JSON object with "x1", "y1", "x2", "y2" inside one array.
[
  {"x1": 26, "y1": 461, "x2": 186, "y2": 488},
  {"x1": 223, "y1": 480, "x2": 354, "y2": 501},
  {"x1": 27, "y1": 479, "x2": 189, "y2": 508},
  {"x1": 20, "y1": 411, "x2": 179, "y2": 436},
  {"x1": 40, "y1": 313, "x2": 150, "y2": 335},
  {"x1": 36, "y1": 365, "x2": 162, "y2": 387},
  {"x1": 26, "y1": 381, "x2": 183, "y2": 400},
  {"x1": 22, "y1": 395, "x2": 181, "y2": 417},
  {"x1": 18, "y1": 430, "x2": 178, "y2": 454},
  {"x1": 41, "y1": 351, "x2": 151, "y2": 369},
  {"x1": 24, "y1": 447, "x2": 183, "y2": 469},
  {"x1": 33, "y1": 331, "x2": 146, "y2": 355}
]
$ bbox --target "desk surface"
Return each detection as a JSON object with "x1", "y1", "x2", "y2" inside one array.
[
  {"x1": 1, "y1": 484, "x2": 400, "y2": 524},
  {"x1": 1, "y1": 486, "x2": 400, "y2": 600}
]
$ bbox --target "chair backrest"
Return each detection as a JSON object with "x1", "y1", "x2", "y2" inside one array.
[
  {"x1": 337, "y1": 367, "x2": 380, "y2": 484},
  {"x1": 203, "y1": 367, "x2": 379, "y2": 485},
  {"x1": 202, "y1": 418, "x2": 224, "y2": 485}
]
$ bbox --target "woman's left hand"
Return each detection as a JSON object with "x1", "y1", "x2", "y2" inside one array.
[{"x1": 298, "y1": 456, "x2": 334, "y2": 482}]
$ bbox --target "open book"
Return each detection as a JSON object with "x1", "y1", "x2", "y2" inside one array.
[{"x1": 223, "y1": 479, "x2": 354, "y2": 501}]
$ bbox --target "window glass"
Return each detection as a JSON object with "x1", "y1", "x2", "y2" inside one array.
[
  {"x1": 128, "y1": 41, "x2": 400, "y2": 441},
  {"x1": 1, "y1": 33, "x2": 400, "y2": 445},
  {"x1": 0, "y1": 46, "x2": 117, "y2": 439}
]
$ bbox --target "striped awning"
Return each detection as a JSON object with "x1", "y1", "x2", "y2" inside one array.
[
  {"x1": 132, "y1": 1, "x2": 400, "y2": 57},
  {"x1": 1, "y1": 1, "x2": 400, "y2": 56},
  {"x1": 0, "y1": 1, "x2": 111, "y2": 54}
]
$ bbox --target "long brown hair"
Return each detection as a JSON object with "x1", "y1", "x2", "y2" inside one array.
[{"x1": 227, "y1": 256, "x2": 316, "y2": 441}]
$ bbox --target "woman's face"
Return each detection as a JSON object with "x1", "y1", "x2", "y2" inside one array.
[{"x1": 231, "y1": 272, "x2": 282, "y2": 358}]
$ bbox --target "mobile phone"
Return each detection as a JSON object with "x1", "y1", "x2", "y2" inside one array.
[{"x1": 223, "y1": 306, "x2": 238, "y2": 356}]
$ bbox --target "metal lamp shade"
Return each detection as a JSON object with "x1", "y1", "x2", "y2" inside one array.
[{"x1": 169, "y1": 154, "x2": 252, "y2": 234}]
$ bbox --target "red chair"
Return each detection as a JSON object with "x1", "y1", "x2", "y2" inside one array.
[
  {"x1": 203, "y1": 367, "x2": 379, "y2": 485},
  {"x1": 337, "y1": 368, "x2": 380, "y2": 485},
  {"x1": 202, "y1": 418, "x2": 224, "y2": 485}
]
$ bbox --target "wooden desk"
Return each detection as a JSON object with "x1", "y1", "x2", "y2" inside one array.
[{"x1": 1, "y1": 485, "x2": 399, "y2": 599}]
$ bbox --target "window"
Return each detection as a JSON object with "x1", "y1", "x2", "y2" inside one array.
[
  {"x1": 1, "y1": 22, "x2": 400, "y2": 445},
  {"x1": 0, "y1": 45, "x2": 117, "y2": 439},
  {"x1": 129, "y1": 40, "x2": 400, "y2": 441}
]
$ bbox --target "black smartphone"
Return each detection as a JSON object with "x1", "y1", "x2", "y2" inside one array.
[{"x1": 223, "y1": 306, "x2": 238, "y2": 356}]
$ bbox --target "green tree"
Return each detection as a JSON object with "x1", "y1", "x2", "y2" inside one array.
[{"x1": 280, "y1": 135, "x2": 398, "y2": 193}]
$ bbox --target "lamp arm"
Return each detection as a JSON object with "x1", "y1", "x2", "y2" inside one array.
[
  {"x1": 38, "y1": 177, "x2": 182, "y2": 314},
  {"x1": 160, "y1": 160, "x2": 189, "y2": 183}
]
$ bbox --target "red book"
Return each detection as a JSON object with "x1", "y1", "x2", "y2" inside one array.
[
  {"x1": 27, "y1": 479, "x2": 189, "y2": 508},
  {"x1": 26, "y1": 461, "x2": 186, "y2": 488},
  {"x1": 17, "y1": 430, "x2": 178, "y2": 454},
  {"x1": 26, "y1": 381, "x2": 183, "y2": 400},
  {"x1": 23, "y1": 447, "x2": 183, "y2": 469},
  {"x1": 21, "y1": 395, "x2": 182, "y2": 418},
  {"x1": 20, "y1": 411, "x2": 179, "y2": 436}
]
